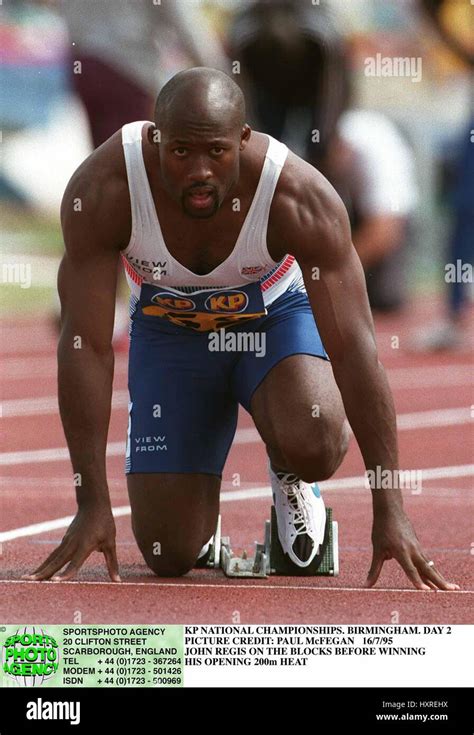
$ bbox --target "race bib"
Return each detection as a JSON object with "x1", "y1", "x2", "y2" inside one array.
[{"x1": 140, "y1": 282, "x2": 267, "y2": 332}]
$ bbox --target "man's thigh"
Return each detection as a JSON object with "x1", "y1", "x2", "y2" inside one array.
[
  {"x1": 230, "y1": 289, "x2": 348, "y2": 480},
  {"x1": 127, "y1": 316, "x2": 238, "y2": 475},
  {"x1": 250, "y1": 353, "x2": 345, "y2": 441},
  {"x1": 250, "y1": 354, "x2": 348, "y2": 480}
]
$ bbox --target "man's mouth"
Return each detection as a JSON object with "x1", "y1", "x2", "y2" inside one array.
[{"x1": 187, "y1": 186, "x2": 216, "y2": 209}]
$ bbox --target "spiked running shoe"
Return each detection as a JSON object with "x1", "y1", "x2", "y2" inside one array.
[{"x1": 270, "y1": 468, "x2": 326, "y2": 567}]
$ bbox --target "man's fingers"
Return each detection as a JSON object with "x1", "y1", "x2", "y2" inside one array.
[
  {"x1": 417, "y1": 557, "x2": 460, "y2": 591},
  {"x1": 365, "y1": 551, "x2": 385, "y2": 587},
  {"x1": 398, "y1": 555, "x2": 430, "y2": 590},
  {"x1": 103, "y1": 543, "x2": 121, "y2": 583},
  {"x1": 22, "y1": 541, "x2": 71, "y2": 579},
  {"x1": 22, "y1": 536, "x2": 72, "y2": 579},
  {"x1": 22, "y1": 546, "x2": 73, "y2": 581},
  {"x1": 51, "y1": 547, "x2": 91, "y2": 582}
]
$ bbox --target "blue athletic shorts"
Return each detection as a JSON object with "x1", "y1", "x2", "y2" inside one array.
[{"x1": 126, "y1": 288, "x2": 328, "y2": 476}]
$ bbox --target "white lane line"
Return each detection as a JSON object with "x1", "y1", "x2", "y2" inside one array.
[
  {"x1": 3, "y1": 358, "x2": 474, "y2": 410},
  {"x1": 0, "y1": 506, "x2": 132, "y2": 543},
  {"x1": 396, "y1": 407, "x2": 473, "y2": 430},
  {"x1": 1, "y1": 356, "x2": 58, "y2": 380},
  {"x1": 1, "y1": 355, "x2": 128, "y2": 381},
  {"x1": 0, "y1": 579, "x2": 471, "y2": 593},
  {"x1": 1, "y1": 392, "x2": 130, "y2": 416},
  {"x1": 1, "y1": 406, "x2": 472, "y2": 464},
  {"x1": 0, "y1": 477, "x2": 124, "y2": 487},
  {"x1": 0, "y1": 446, "x2": 73, "y2": 465},
  {"x1": 1, "y1": 464, "x2": 472, "y2": 544}
]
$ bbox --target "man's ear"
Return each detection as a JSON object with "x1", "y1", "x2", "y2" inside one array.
[
  {"x1": 147, "y1": 124, "x2": 161, "y2": 146},
  {"x1": 240, "y1": 124, "x2": 252, "y2": 151}
]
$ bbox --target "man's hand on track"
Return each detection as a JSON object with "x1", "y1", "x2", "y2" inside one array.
[
  {"x1": 366, "y1": 506, "x2": 460, "y2": 591},
  {"x1": 22, "y1": 503, "x2": 121, "y2": 583}
]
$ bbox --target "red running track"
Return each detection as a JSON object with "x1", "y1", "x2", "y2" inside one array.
[{"x1": 1, "y1": 297, "x2": 473, "y2": 623}]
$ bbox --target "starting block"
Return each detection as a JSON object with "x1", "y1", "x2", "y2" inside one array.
[
  {"x1": 220, "y1": 519, "x2": 272, "y2": 578},
  {"x1": 199, "y1": 509, "x2": 339, "y2": 578}
]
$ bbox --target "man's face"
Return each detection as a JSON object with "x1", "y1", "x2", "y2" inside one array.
[{"x1": 156, "y1": 120, "x2": 250, "y2": 219}]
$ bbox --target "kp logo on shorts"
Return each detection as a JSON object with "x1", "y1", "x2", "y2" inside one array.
[
  {"x1": 151, "y1": 293, "x2": 196, "y2": 311},
  {"x1": 205, "y1": 290, "x2": 248, "y2": 313},
  {"x1": 141, "y1": 285, "x2": 262, "y2": 331}
]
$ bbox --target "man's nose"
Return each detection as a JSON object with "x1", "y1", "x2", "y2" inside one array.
[{"x1": 187, "y1": 156, "x2": 212, "y2": 183}]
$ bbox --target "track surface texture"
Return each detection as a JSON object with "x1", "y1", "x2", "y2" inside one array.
[{"x1": 1, "y1": 296, "x2": 473, "y2": 623}]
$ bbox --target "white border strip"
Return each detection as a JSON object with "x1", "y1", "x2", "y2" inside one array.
[
  {"x1": 2, "y1": 382, "x2": 473, "y2": 421},
  {"x1": 1, "y1": 464, "x2": 472, "y2": 544},
  {"x1": 1, "y1": 408, "x2": 472, "y2": 464},
  {"x1": 0, "y1": 579, "x2": 471, "y2": 593},
  {"x1": 2, "y1": 361, "x2": 472, "y2": 386}
]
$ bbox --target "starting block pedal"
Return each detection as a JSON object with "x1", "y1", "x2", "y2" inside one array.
[
  {"x1": 220, "y1": 520, "x2": 271, "y2": 578},
  {"x1": 218, "y1": 507, "x2": 338, "y2": 578}
]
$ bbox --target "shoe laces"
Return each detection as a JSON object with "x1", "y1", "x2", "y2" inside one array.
[{"x1": 280, "y1": 477, "x2": 313, "y2": 538}]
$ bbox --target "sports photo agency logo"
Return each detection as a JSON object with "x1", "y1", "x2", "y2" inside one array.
[{"x1": 2, "y1": 626, "x2": 60, "y2": 686}]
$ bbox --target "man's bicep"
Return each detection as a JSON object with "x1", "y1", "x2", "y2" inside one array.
[
  {"x1": 58, "y1": 239, "x2": 120, "y2": 353},
  {"x1": 275, "y1": 165, "x2": 378, "y2": 362},
  {"x1": 301, "y1": 233, "x2": 377, "y2": 364}
]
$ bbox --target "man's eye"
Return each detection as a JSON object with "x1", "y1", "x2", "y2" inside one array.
[
  {"x1": 173, "y1": 148, "x2": 187, "y2": 157},
  {"x1": 211, "y1": 147, "x2": 224, "y2": 155}
]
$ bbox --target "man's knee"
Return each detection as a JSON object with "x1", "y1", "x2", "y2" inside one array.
[
  {"x1": 136, "y1": 537, "x2": 200, "y2": 578},
  {"x1": 270, "y1": 421, "x2": 349, "y2": 482},
  {"x1": 146, "y1": 553, "x2": 197, "y2": 578}
]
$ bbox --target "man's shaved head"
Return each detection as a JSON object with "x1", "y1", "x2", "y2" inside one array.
[
  {"x1": 152, "y1": 68, "x2": 250, "y2": 219},
  {"x1": 154, "y1": 67, "x2": 246, "y2": 132}
]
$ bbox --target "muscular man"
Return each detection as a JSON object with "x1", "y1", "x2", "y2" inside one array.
[{"x1": 25, "y1": 68, "x2": 457, "y2": 590}]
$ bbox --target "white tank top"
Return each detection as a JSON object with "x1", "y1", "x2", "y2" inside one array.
[{"x1": 121, "y1": 121, "x2": 305, "y2": 331}]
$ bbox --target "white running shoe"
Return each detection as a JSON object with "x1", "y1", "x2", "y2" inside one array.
[{"x1": 270, "y1": 467, "x2": 326, "y2": 567}]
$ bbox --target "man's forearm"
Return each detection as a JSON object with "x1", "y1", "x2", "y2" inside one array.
[
  {"x1": 58, "y1": 333, "x2": 114, "y2": 507},
  {"x1": 331, "y1": 351, "x2": 403, "y2": 509}
]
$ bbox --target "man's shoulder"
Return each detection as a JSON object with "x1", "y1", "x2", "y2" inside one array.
[
  {"x1": 268, "y1": 146, "x2": 348, "y2": 258},
  {"x1": 65, "y1": 130, "x2": 128, "y2": 204},
  {"x1": 61, "y1": 129, "x2": 131, "y2": 249}
]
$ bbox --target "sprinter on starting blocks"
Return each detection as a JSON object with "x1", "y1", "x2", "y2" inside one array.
[{"x1": 26, "y1": 68, "x2": 458, "y2": 594}]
